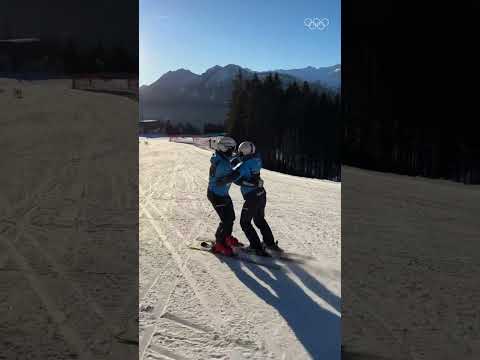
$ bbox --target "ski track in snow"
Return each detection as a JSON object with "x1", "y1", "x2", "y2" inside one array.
[
  {"x1": 139, "y1": 138, "x2": 341, "y2": 360},
  {"x1": 1, "y1": 79, "x2": 138, "y2": 359}
]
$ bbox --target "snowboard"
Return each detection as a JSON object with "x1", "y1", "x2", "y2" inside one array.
[
  {"x1": 193, "y1": 238, "x2": 307, "y2": 265},
  {"x1": 196, "y1": 237, "x2": 245, "y2": 248},
  {"x1": 188, "y1": 240, "x2": 283, "y2": 270}
]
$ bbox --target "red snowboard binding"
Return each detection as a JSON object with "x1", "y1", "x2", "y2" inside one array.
[
  {"x1": 225, "y1": 235, "x2": 242, "y2": 248},
  {"x1": 211, "y1": 241, "x2": 234, "y2": 257}
]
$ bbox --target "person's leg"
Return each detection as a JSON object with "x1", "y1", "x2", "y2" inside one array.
[
  {"x1": 207, "y1": 191, "x2": 233, "y2": 243},
  {"x1": 207, "y1": 191, "x2": 225, "y2": 241},
  {"x1": 222, "y1": 196, "x2": 235, "y2": 238},
  {"x1": 253, "y1": 191, "x2": 275, "y2": 245},
  {"x1": 207, "y1": 191, "x2": 235, "y2": 256},
  {"x1": 240, "y1": 193, "x2": 262, "y2": 248}
]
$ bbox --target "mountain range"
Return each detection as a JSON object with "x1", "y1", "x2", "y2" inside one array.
[
  {"x1": 275, "y1": 65, "x2": 340, "y2": 88},
  {"x1": 140, "y1": 64, "x2": 340, "y2": 128}
]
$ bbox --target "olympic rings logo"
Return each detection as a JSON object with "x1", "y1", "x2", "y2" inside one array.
[{"x1": 304, "y1": 18, "x2": 330, "y2": 31}]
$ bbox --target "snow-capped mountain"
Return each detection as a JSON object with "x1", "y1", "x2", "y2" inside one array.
[
  {"x1": 274, "y1": 64, "x2": 341, "y2": 89},
  {"x1": 140, "y1": 64, "x2": 340, "y2": 126}
]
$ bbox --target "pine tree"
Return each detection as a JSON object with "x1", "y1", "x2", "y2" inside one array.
[{"x1": 226, "y1": 72, "x2": 340, "y2": 180}]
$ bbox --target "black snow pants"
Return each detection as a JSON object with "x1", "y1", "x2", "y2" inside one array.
[
  {"x1": 207, "y1": 190, "x2": 235, "y2": 243},
  {"x1": 240, "y1": 188, "x2": 274, "y2": 249}
]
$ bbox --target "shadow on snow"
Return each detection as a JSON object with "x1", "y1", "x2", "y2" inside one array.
[{"x1": 223, "y1": 258, "x2": 341, "y2": 360}]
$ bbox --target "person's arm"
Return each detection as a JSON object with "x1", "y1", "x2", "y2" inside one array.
[
  {"x1": 216, "y1": 164, "x2": 263, "y2": 187},
  {"x1": 230, "y1": 155, "x2": 242, "y2": 167},
  {"x1": 209, "y1": 159, "x2": 217, "y2": 178},
  {"x1": 216, "y1": 169, "x2": 241, "y2": 186}
]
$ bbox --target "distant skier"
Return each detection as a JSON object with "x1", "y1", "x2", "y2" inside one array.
[
  {"x1": 207, "y1": 136, "x2": 241, "y2": 256},
  {"x1": 218, "y1": 141, "x2": 282, "y2": 256}
]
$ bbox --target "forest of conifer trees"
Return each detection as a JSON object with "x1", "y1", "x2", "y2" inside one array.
[
  {"x1": 0, "y1": 38, "x2": 137, "y2": 76},
  {"x1": 342, "y1": 111, "x2": 480, "y2": 184},
  {"x1": 342, "y1": 0, "x2": 480, "y2": 185},
  {"x1": 226, "y1": 73, "x2": 341, "y2": 181}
]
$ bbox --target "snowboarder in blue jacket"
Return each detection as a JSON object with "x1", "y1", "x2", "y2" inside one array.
[
  {"x1": 207, "y1": 136, "x2": 241, "y2": 256},
  {"x1": 217, "y1": 141, "x2": 282, "y2": 256}
]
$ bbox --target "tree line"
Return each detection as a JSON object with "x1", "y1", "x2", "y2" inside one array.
[
  {"x1": 341, "y1": 0, "x2": 480, "y2": 185},
  {"x1": 226, "y1": 72, "x2": 341, "y2": 181},
  {"x1": 341, "y1": 44, "x2": 480, "y2": 184},
  {"x1": 140, "y1": 120, "x2": 228, "y2": 136},
  {"x1": 63, "y1": 39, "x2": 137, "y2": 74},
  {"x1": 139, "y1": 120, "x2": 201, "y2": 135},
  {"x1": 0, "y1": 38, "x2": 137, "y2": 75},
  {"x1": 343, "y1": 114, "x2": 480, "y2": 184}
]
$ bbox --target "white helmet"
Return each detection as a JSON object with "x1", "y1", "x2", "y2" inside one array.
[
  {"x1": 215, "y1": 136, "x2": 237, "y2": 153},
  {"x1": 238, "y1": 141, "x2": 256, "y2": 156}
]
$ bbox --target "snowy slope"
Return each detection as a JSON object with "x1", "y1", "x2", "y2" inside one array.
[
  {"x1": 139, "y1": 138, "x2": 341, "y2": 360},
  {"x1": 0, "y1": 78, "x2": 138, "y2": 359},
  {"x1": 342, "y1": 166, "x2": 480, "y2": 359}
]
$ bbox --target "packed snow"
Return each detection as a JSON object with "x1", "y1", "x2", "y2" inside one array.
[
  {"x1": 139, "y1": 137, "x2": 341, "y2": 360},
  {"x1": 0, "y1": 78, "x2": 138, "y2": 359},
  {"x1": 342, "y1": 166, "x2": 480, "y2": 360}
]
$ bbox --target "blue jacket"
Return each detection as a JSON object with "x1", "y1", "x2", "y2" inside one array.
[
  {"x1": 208, "y1": 151, "x2": 234, "y2": 197},
  {"x1": 233, "y1": 153, "x2": 264, "y2": 197}
]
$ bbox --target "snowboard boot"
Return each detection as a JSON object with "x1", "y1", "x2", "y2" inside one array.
[
  {"x1": 225, "y1": 235, "x2": 242, "y2": 248},
  {"x1": 264, "y1": 241, "x2": 284, "y2": 253},
  {"x1": 211, "y1": 241, "x2": 234, "y2": 257},
  {"x1": 245, "y1": 244, "x2": 271, "y2": 257}
]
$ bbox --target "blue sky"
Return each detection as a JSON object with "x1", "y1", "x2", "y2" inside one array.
[{"x1": 140, "y1": 0, "x2": 340, "y2": 85}]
